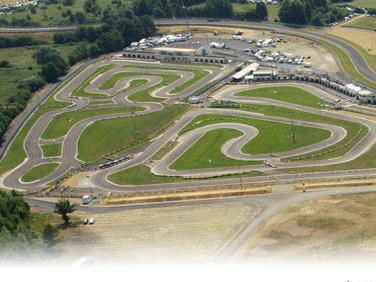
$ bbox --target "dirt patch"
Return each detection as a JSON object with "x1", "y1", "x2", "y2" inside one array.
[
  {"x1": 237, "y1": 192, "x2": 376, "y2": 260},
  {"x1": 55, "y1": 200, "x2": 261, "y2": 263},
  {"x1": 293, "y1": 178, "x2": 376, "y2": 191},
  {"x1": 105, "y1": 185, "x2": 272, "y2": 205},
  {"x1": 327, "y1": 26, "x2": 376, "y2": 55},
  {"x1": 60, "y1": 171, "x2": 89, "y2": 187}
]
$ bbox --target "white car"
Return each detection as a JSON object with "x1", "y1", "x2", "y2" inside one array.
[{"x1": 89, "y1": 218, "x2": 95, "y2": 225}]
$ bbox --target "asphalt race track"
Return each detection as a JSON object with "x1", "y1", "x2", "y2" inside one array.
[{"x1": 2, "y1": 55, "x2": 376, "y2": 193}]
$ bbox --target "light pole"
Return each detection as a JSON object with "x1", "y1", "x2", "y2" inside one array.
[{"x1": 289, "y1": 110, "x2": 295, "y2": 143}]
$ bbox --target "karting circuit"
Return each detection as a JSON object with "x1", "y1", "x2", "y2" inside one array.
[
  {"x1": 0, "y1": 57, "x2": 375, "y2": 194},
  {"x1": 1, "y1": 22, "x2": 376, "y2": 204}
]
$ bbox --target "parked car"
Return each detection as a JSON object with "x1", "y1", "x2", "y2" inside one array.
[
  {"x1": 83, "y1": 219, "x2": 88, "y2": 225},
  {"x1": 89, "y1": 218, "x2": 95, "y2": 225}
]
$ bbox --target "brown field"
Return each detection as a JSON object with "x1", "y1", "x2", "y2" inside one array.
[
  {"x1": 236, "y1": 192, "x2": 376, "y2": 261},
  {"x1": 327, "y1": 26, "x2": 376, "y2": 55},
  {"x1": 55, "y1": 199, "x2": 261, "y2": 263},
  {"x1": 0, "y1": 0, "x2": 19, "y2": 5}
]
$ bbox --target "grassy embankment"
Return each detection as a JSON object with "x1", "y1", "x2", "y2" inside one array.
[
  {"x1": 324, "y1": 33, "x2": 376, "y2": 78},
  {"x1": 41, "y1": 106, "x2": 142, "y2": 140},
  {"x1": 171, "y1": 114, "x2": 331, "y2": 170},
  {"x1": 77, "y1": 104, "x2": 189, "y2": 163},
  {"x1": 41, "y1": 144, "x2": 62, "y2": 157},
  {"x1": 21, "y1": 163, "x2": 60, "y2": 183}
]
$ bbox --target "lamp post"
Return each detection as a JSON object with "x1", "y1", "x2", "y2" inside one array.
[{"x1": 289, "y1": 110, "x2": 295, "y2": 143}]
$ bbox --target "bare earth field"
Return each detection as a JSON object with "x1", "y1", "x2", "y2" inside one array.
[
  {"x1": 55, "y1": 200, "x2": 261, "y2": 263},
  {"x1": 327, "y1": 26, "x2": 376, "y2": 55},
  {"x1": 160, "y1": 26, "x2": 339, "y2": 72},
  {"x1": 236, "y1": 192, "x2": 376, "y2": 261}
]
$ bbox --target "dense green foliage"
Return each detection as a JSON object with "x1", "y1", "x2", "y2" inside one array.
[
  {"x1": 33, "y1": 47, "x2": 68, "y2": 82},
  {"x1": 0, "y1": 190, "x2": 60, "y2": 257},
  {"x1": 0, "y1": 190, "x2": 35, "y2": 257},
  {"x1": 0, "y1": 35, "x2": 45, "y2": 49},
  {"x1": 279, "y1": 0, "x2": 350, "y2": 26}
]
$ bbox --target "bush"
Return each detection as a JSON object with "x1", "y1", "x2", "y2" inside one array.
[{"x1": 0, "y1": 60, "x2": 10, "y2": 67}]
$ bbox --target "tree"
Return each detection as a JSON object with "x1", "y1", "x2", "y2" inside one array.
[
  {"x1": 42, "y1": 224, "x2": 59, "y2": 251},
  {"x1": 75, "y1": 11, "x2": 86, "y2": 24},
  {"x1": 255, "y1": 2, "x2": 268, "y2": 20},
  {"x1": 89, "y1": 43, "x2": 101, "y2": 58},
  {"x1": 54, "y1": 198, "x2": 77, "y2": 225},
  {"x1": 96, "y1": 29, "x2": 124, "y2": 53},
  {"x1": 205, "y1": 0, "x2": 233, "y2": 18},
  {"x1": 33, "y1": 47, "x2": 67, "y2": 82},
  {"x1": 278, "y1": 0, "x2": 308, "y2": 25}
]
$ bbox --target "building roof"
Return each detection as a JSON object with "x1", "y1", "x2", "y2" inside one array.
[
  {"x1": 358, "y1": 89, "x2": 374, "y2": 97},
  {"x1": 232, "y1": 63, "x2": 259, "y2": 80},
  {"x1": 154, "y1": 47, "x2": 196, "y2": 53}
]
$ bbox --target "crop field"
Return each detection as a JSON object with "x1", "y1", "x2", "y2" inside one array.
[{"x1": 345, "y1": 16, "x2": 376, "y2": 29}]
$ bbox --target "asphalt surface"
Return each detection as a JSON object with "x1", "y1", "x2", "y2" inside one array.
[
  {"x1": 154, "y1": 19, "x2": 376, "y2": 89},
  {"x1": 0, "y1": 60, "x2": 225, "y2": 191},
  {"x1": 2, "y1": 57, "x2": 375, "y2": 193}
]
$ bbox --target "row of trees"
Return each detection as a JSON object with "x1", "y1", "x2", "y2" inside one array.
[
  {"x1": 53, "y1": 15, "x2": 156, "y2": 66},
  {"x1": 278, "y1": 0, "x2": 351, "y2": 26},
  {"x1": 0, "y1": 190, "x2": 79, "y2": 258},
  {"x1": 0, "y1": 35, "x2": 44, "y2": 49}
]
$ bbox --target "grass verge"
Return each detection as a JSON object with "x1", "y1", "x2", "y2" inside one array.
[
  {"x1": 41, "y1": 143, "x2": 62, "y2": 157},
  {"x1": 107, "y1": 164, "x2": 264, "y2": 185},
  {"x1": 180, "y1": 113, "x2": 331, "y2": 155},
  {"x1": 77, "y1": 104, "x2": 189, "y2": 163},
  {"x1": 212, "y1": 103, "x2": 367, "y2": 161},
  {"x1": 41, "y1": 106, "x2": 142, "y2": 140},
  {"x1": 21, "y1": 163, "x2": 59, "y2": 183},
  {"x1": 236, "y1": 86, "x2": 324, "y2": 109},
  {"x1": 171, "y1": 128, "x2": 262, "y2": 170}
]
